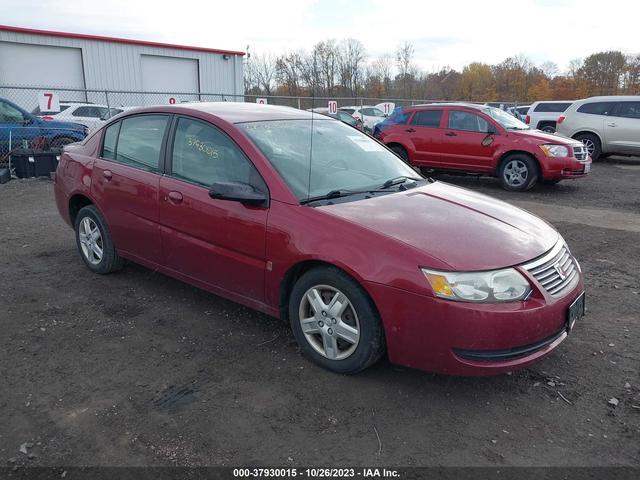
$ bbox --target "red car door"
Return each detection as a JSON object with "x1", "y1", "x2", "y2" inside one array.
[
  {"x1": 90, "y1": 114, "x2": 170, "y2": 267},
  {"x1": 441, "y1": 109, "x2": 499, "y2": 172},
  {"x1": 158, "y1": 116, "x2": 268, "y2": 301},
  {"x1": 405, "y1": 109, "x2": 446, "y2": 167}
]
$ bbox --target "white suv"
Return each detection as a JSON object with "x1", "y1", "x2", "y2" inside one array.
[
  {"x1": 556, "y1": 96, "x2": 640, "y2": 161},
  {"x1": 525, "y1": 101, "x2": 574, "y2": 133},
  {"x1": 33, "y1": 103, "x2": 124, "y2": 132}
]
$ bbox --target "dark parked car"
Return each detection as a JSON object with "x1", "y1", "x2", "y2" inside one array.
[
  {"x1": 374, "y1": 103, "x2": 591, "y2": 191},
  {"x1": 0, "y1": 97, "x2": 87, "y2": 155},
  {"x1": 308, "y1": 107, "x2": 364, "y2": 130},
  {"x1": 54, "y1": 103, "x2": 585, "y2": 376}
]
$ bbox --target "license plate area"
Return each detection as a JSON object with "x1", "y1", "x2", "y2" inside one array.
[
  {"x1": 567, "y1": 292, "x2": 585, "y2": 332},
  {"x1": 584, "y1": 163, "x2": 591, "y2": 173}
]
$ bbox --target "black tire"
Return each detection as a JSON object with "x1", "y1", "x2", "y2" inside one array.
[
  {"x1": 498, "y1": 154, "x2": 539, "y2": 192},
  {"x1": 289, "y1": 266, "x2": 385, "y2": 374},
  {"x1": 74, "y1": 205, "x2": 123, "y2": 274},
  {"x1": 574, "y1": 133, "x2": 602, "y2": 161},
  {"x1": 51, "y1": 136, "x2": 76, "y2": 148},
  {"x1": 539, "y1": 124, "x2": 556, "y2": 134},
  {"x1": 389, "y1": 144, "x2": 409, "y2": 163}
]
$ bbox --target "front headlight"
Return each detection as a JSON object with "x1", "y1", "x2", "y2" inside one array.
[
  {"x1": 539, "y1": 144, "x2": 569, "y2": 157},
  {"x1": 422, "y1": 268, "x2": 531, "y2": 303}
]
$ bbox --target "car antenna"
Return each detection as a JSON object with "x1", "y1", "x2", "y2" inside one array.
[{"x1": 306, "y1": 91, "x2": 315, "y2": 203}]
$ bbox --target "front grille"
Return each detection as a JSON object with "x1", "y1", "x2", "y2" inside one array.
[
  {"x1": 573, "y1": 144, "x2": 588, "y2": 161},
  {"x1": 522, "y1": 242, "x2": 579, "y2": 297}
]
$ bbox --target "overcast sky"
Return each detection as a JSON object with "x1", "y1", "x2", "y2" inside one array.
[{"x1": 3, "y1": 0, "x2": 639, "y2": 73}]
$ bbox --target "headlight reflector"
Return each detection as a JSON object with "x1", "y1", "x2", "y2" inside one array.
[
  {"x1": 539, "y1": 144, "x2": 569, "y2": 157},
  {"x1": 422, "y1": 268, "x2": 531, "y2": 303}
]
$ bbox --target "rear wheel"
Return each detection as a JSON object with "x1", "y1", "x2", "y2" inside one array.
[
  {"x1": 74, "y1": 205, "x2": 123, "y2": 274},
  {"x1": 289, "y1": 267, "x2": 385, "y2": 374},
  {"x1": 574, "y1": 133, "x2": 602, "y2": 161},
  {"x1": 499, "y1": 154, "x2": 539, "y2": 192},
  {"x1": 539, "y1": 124, "x2": 556, "y2": 133},
  {"x1": 389, "y1": 144, "x2": 409, "y2": 163}
]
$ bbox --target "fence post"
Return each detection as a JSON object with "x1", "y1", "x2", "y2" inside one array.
[
  {"x1": 297, "y1": 97, "x2": 301, "y2": 110},
  {"x1": 105, "y1": 90, "x2": 110, "y2": 110}
]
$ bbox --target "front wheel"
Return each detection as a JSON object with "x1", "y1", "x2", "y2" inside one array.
[
  {"x1": 289, "y1": 267, "x2": 385, "y2": 374},
  {"x1": 499, "y1": 154, "x2": 539, "y2": 192},
  {"x1": 74, "y1": 205, "x2": 123, "y2": 274},
  {"x1": 574, "y1": 133, "x2": 602, "y2": 161}
]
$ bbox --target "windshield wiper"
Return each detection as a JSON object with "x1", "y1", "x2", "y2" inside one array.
[
  {"x1": 379, "y1": 175, "x2": 423, "y2": 189},
  {"x1": 300, "y1": 189, "x2": 361, "y2": 205}
]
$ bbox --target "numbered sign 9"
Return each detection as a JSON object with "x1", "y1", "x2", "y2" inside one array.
[
  {"x1": 256, "y1": 98, "x2": 268, "y2": 105},
  {"x1": 38, "y1": 91, "x2": 60, "y2": 113},
  {"x1": 168, "y1": 97, "x2": 177, "y2": 105},
  {"x1": 328, "y1": 100, "x2": 338, "y2": 115}
]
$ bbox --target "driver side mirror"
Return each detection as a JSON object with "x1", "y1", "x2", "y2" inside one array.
[{"x1": 208, "y1": 181, "x2": 268, "y2": 207}]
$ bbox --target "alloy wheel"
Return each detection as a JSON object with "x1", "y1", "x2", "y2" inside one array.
[
  {"x1": 78, "y1": 217, "x2": 104, "y2": 265},
  {"x1": 503, "y1": 160, "x2": 529, "y2": 187},
  {"x1": 298, "y1": 285, "x2": 360, "y2": 360},
  {"x1": 581, "y1": 138, "x2": 595, "y2": 156}
]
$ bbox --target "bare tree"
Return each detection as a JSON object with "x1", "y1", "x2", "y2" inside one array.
[
  {"x1": 252, "y1": 53, "x2": 277, "y2": 96},
  {"x1": 337, "y1": 39, "x2": 367, "y2": 96},
  {"x1": 395, "y1": 42, "x2": 418, "y2": 97},
  {"x1": 540, "y1": 61, "x2": 559, "y2": 78}
]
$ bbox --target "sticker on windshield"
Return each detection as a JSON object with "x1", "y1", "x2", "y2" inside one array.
[{"x1": 348, "y1": 136, "x2": 385, "y2": 152}]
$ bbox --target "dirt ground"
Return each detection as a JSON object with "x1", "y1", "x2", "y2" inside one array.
[{"x1": 1, "y1": 157, "x2": 639, "y2": 469}]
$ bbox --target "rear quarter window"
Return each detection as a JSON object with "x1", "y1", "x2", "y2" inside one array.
[
  {"x1": 533, "y1": 103, "x2": 572, "y2": 113},
  {"x1": 576, "y1": 102, "x2": 616, "y2": 115}
]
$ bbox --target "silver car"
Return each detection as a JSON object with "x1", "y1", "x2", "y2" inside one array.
[{"x1": 556, "y1": 96, "x2": 640, "y2": 161}]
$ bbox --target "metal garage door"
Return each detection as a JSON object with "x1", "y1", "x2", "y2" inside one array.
[
  {"x1": 140, "y1": 55, "x2": 200, "y2": 105},
  {"x1": 0, "y1": 42, "x2": 86, "y2": 107}
]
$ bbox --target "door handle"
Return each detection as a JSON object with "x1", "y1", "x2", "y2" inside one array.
[
  {"x1": 405, "y1": 128, "x2": 416, "y2": 133},
  {"x1": 103, "y1": 170, "x2": 112, "y2": 181},
  {"x1": 166, "y1": 191, "x2": 183, "y2": 204},
  {"x1": 445, "y1": 132, "x2": 457, "y2": 137},
  {"x1": 607, "y1": 123, "x2": 617, "y2": 127}
]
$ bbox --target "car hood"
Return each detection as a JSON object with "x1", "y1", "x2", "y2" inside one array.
[
  {"x1": 317, "y1": 182, "x2": 559, "y2": 271},
  {"x1": 512, "y1": 129, "x2": 576, "y2": 145},
  {"x1": 38, "y1": 118, "x2": 85, "y2": 131}
]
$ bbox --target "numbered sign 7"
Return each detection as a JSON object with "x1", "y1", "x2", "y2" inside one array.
[{"x1": 38, "y1": 91, "x2": 61, "y2": 113}]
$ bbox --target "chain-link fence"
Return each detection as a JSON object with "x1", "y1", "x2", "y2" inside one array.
[{"x1": 0, "y1": 84, "x2": 522, "y2": 178}]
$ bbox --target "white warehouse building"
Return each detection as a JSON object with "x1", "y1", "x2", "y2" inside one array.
[{"x1": 0, "y1": 25, "x2": 245, "y2": 110}]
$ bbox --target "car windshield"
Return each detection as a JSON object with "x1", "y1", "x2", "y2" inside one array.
[
  {"x1": 370, "y1": 108, "x2": 385, "y2": 117},
  {"x1": 482, "y1": 106, "x2": 529, "y2": 130},
  {"x1": 238, "y1": 119, "x2": 422, "y2": 201}
]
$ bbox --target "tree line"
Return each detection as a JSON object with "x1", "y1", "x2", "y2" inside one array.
[{"x1": 244, "y1": 40, "x2": 640, "y2": 102}]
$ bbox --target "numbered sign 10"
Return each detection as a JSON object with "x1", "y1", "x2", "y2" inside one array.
[
  {"x1": 38, "y1": 91, "x2": 60, "y2": 113},
  {"x1": 328, "y1": 100, "x2": 338, "y2": 114}
]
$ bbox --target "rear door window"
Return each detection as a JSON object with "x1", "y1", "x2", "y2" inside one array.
[
  {"x1": 101, "y1": 122, "x2": 120, "y2": 160},
  {"x1": 106, "y1": 115, "x2": 169, "y2": 171},
  {"x1": 612, "y1": 102, "x2": 640, "y2": 119},
  {"x1": 410, "y1": 110, "x2": 443, "y2": 128}
]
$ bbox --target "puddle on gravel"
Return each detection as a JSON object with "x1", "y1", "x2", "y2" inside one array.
[{"x1": 151, "y1": 384, "x2": 196, "y2": 411}]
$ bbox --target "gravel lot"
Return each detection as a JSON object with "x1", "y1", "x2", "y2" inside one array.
[{"x1": 1, "y1": 157, "x2": 639, "y2": 468}]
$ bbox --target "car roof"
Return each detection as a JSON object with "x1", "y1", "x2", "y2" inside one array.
[
  {"x1": 409, "y1": 102, "x2": 486, "y2": 110},
  {"x1": 578, "y1": 95, "x2": 640, "y2": 102},
  {"x1": 530, "y1": 100, "x2": 574, "y2": 104},
  {"x1": 126, "y1": 102, "x2": 322, "y2": 123}
]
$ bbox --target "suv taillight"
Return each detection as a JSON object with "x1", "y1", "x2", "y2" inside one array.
[
  {"x1": 42, "y1": 116, "x2": 54, "y2": 121},
  {"x1": 557, "y1": 115, "x2": 566, "y2": 124},
  {"x1": 525, "y1": 115, "x2": 530, "y2": 124}
]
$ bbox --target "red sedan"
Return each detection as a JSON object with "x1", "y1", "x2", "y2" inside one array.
[
  {"x1": 54, "y1": 103, "x2": 585, "y2": 376},
  {"x1": 374, "y1": 103, "x2": 591, "y2": 191}
]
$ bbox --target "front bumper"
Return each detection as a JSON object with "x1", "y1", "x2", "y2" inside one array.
[
  {"x1": 540, "y1": 155, "x2": 592, "y2": 180},
  {"x1": 365, "y1": 271, "x2": 584, "y2": 376}
]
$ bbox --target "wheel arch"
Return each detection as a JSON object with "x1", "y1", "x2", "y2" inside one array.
[
  {"x1": 68, "y1": 193, "x2": 95, "y2": 226},
  {"x1": 572, "y1": 130, "x2": 603, "y2": 145},
  {"x1": 496, "y1": 150, "x2": 541, "y2": 177},
  {"x1": 278, "y1": 259, "x2": 375, "y2": 323}
]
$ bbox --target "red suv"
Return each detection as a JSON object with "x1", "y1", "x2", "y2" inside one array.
[
  {"x1": 54, "y1": 103, "x2": 585, "y2": 376},
  {"x1": 374, "y1": 103, "x2": 591, "y2": 191}
]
